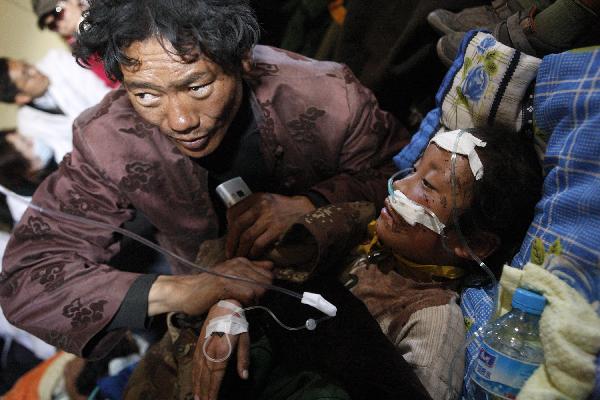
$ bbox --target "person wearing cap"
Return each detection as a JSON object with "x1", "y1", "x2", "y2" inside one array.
[
  {"x1": 32, "y1": 0, "x2": 86, "y2": 40},
  {"x1": 1, "y1": 0, "x2": 406, "y2": 379},
  {"x1": 32, "y1": 0, "x2": 118, "y2": 88},
  {"x1": 0, "y1": 51, "x2": 110, "y2": 163}
]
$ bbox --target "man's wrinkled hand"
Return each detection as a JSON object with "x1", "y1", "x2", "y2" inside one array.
[
  {"x1": 148, "y1": 258, "x2": 273, "y2": 318},
  {"x1": 225, "y1": 193, "x2": 316, "y2": 259},
  {"x1": 193, "y1": 301, "x2": 250, "y2": 400}
]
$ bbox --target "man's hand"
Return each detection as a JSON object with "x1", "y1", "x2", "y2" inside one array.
[
  {"x1": 192, "y1": 301, "x2": 250, "y2": 400},
  {"x1": 147, "y1": 258, "x2": 273, "y2": 317},
  {"x1": 225, "y1": 193, "x2": 316, "y2": 259}
]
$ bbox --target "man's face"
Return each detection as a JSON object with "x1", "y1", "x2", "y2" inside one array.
[
  {"x1": 121, "y1": 38, "x2": 245, "y2": 158},
  {"x1": 42, "y1": 0, "x2": 83, "y2": 38},
  {"x1": 8, "y1": 59, "x2": 50, "y2": 103},
  {"x1": 376, "y1": 143, "x2": 475, "y2": 264},
  {"x1": 5, "y1": 132, "x2": 43, "y2": 171}
]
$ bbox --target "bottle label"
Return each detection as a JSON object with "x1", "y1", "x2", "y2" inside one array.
[{"x1": 471, "y1": 341, "x2": 540, "y2": 399}]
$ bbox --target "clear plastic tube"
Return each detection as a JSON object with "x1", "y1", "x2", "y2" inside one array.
[
  {"x1": 0, "y1": 185, "x2": 303, "y2": 301},
  {"x1": 202, "y1": 304, "x2": 332, "y2": 362},
  {"x1": 444, "y1": 131, "x2": 499, "y2": 400}
]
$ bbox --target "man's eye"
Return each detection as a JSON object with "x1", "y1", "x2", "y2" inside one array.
[
  {"x1": 135, "y1": 93, "x2": 157, "y2": 101},
  {"x1": 190, "y1": 83, "x2": 211, "y2": 96}
]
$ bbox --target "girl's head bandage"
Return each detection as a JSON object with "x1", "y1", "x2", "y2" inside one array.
[
  {"x1": 430, "y1": 129, "x2": 487, "y2": 180},
  {"x1": 388, "y1": 190, "x2": 446, "y2": 234}
]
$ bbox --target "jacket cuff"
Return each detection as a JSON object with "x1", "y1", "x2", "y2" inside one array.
[{"x1": 105, "y1": 274, "x2": 158, "y2": 331}]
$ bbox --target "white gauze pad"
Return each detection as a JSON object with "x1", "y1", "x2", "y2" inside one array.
[
  {"x1": 430, "y1": 129, "x2": 487, "y2": 180},
  {"x1": 388, "y1": 190, "x2": 446, "y2": 234}
]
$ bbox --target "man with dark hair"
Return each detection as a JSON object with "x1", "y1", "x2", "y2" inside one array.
[
  {"x1": 0, "y1": 52, "x2": 110, "y2": 163},
  {"x1": 0, "y1": 0, "x2": 407, "y2": 372}
]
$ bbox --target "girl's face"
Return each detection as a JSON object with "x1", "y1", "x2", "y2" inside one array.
[{"x1": 376, "y1": 143, "x2": 475, "y2": 265}]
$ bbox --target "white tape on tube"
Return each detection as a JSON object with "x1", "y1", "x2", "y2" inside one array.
[{"x1": 301, "y1": 292, "x2": 337, "y2": 316}]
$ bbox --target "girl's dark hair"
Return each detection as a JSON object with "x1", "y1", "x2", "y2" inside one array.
[
  {"x1": 454, "y1": 127, "x2": 543, "y2": 275},
  {"x1": 74, "y1": 0, "x2": 260, "y2": 81},
  {"x1": 0, "y1": 58, "x2": 18, "y2": 103},
  {"x1": 0, "y1": 130, "x2": 52, "y2": 192}
]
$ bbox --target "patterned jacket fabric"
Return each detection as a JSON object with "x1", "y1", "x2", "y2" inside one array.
[{"x1": 0, "y1": 45, "x2": 408, "y2": 359}]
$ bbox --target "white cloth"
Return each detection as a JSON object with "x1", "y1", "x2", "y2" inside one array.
[
  {"x1": 17, "y1": 49, "x2": 112, "y2": 164},
  {"x1": 6, "y1": 193, "x2": 31, "y2": 224},
  {"x1": 0, "y1": 305, "x2": 56, "y2": 360}
]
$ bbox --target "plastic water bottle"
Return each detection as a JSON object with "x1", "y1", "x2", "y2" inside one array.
[{"x1": 465, "y1": 288, "x2": 546, "y2": 399}]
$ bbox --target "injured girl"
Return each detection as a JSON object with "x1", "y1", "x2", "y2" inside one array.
[{"x1": 345, "y1": 127, "x2": 542, "y2": 399}]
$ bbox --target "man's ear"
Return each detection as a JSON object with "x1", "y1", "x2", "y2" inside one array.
[
  {"x1": 241, "y1": 50, "x2": 253, "y2": 75},
  {"x1": 451, "y1": 230, "x2": 500, "y2": 261},
  {"x1": 14, "y1": 93, "x2": 32, "y2": 105}
]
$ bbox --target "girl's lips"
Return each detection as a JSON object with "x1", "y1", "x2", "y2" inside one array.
[{"x1": 380, "y1": 205, "x2": 394, "y2": 226}]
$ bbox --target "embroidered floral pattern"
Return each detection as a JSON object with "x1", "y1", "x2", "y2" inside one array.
[
  {"x1": 257, "y1": 100, "x2": 275, "y2": 137},
  {"x1": 0, "y1": 272, "x2": 17, "y2": 298},
  {"x1": 63, "y1": 298, "x2": 108, "y2": 329},
  {"x1": 119, "y1": 161, "x2": 162, "y2": 193},
  {"x1": 82, "y1": 90, "x2": 126, "y2": 129},
  {"x1": 60, "y1": 189, "x2": 100, "y2": 217},
  {"x1": 120, "y1": 119, "x2": 157, "y2": 138},
  {"x1": 342, "y1": 65, "x2": 358, "y2": 85},
  {"x1": 30, "y1": 264, "x2": 66, "y2": 292},
  {"x1": 245, "y1": 62, "x2": 279, "y2": 87},
  {"x1": 14, "y1": 216, "x2": 52, "y2": 241},
  {"x1": 44, "y1": 330, "x2": 80, "y2": 353},
  {"x1": 287, "y1": 107, "x2": 326, "y2": 143}
]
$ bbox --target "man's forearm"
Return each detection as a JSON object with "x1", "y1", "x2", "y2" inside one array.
[{"x1": 148, "y1": 275, "x2": 184, "y2": 316}]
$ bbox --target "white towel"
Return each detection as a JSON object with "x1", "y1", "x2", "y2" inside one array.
[{"x1": 498, "y1": 263, "x2": 600, "y2": 399}]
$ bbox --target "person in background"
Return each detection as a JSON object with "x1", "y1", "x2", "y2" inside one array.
[
  {"x1": 0, "y1": 52, "x2": 111, "y2": 163},
  {"x1": 0, "y1": 129, "x2": 57, "y2": 394},
  {"x1": 32, "y1": 0, "x2": 119, "y2": 88},
  {"x1": 429, "y1": 0, "x2": 600, "y2": 66}
]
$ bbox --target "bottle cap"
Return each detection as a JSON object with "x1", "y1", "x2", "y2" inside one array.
[{"x1": 512, "y1": 288, "x2": 546, "y2": 315}]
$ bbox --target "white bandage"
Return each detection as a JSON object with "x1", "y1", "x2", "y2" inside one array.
[
  {"x1": 204, "y1": 315, "x2": 249, "y2": 339},
  {"x1": 202, "y1": 301, "x2": 249, "y2": 363},
  {"x1": 388, "y1": 190, "x2": 446, "y2": 234},
  {"x1": 430, "y1": 129, "x2": 487, "y2": 180}
]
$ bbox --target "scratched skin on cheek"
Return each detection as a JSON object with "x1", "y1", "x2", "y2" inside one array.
[{"x1": 440, "y1": 196, "x2": 448, "y2": 209}]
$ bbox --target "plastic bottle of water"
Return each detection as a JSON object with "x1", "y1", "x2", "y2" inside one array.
[{"x1": 465, "y1": 287, "x2": 546, "y2": 399}]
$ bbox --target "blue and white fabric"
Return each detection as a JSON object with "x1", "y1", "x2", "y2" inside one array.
[{"x1": 512, "y1": 47, "x2": 600, "y2": 399}]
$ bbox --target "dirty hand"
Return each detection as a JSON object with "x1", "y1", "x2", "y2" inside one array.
[
  {"x1": 225, "y1": 193, "x2": 316, "y2": 259},
  {"x1": 193, "y1": 300, "x2": 250, "y2": 400}
]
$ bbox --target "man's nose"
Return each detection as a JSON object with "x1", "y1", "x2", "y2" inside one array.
[{"x1": 166, "y1": 95, "x2": 200, "y2": 133}]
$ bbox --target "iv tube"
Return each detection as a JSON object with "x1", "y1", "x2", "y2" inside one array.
[
  {"x1": 0, "y1": 185, "x2": 303, "y2": 301},
  {"x1": 444, "y1": 130, "x2": 500, "y2": 400}
]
